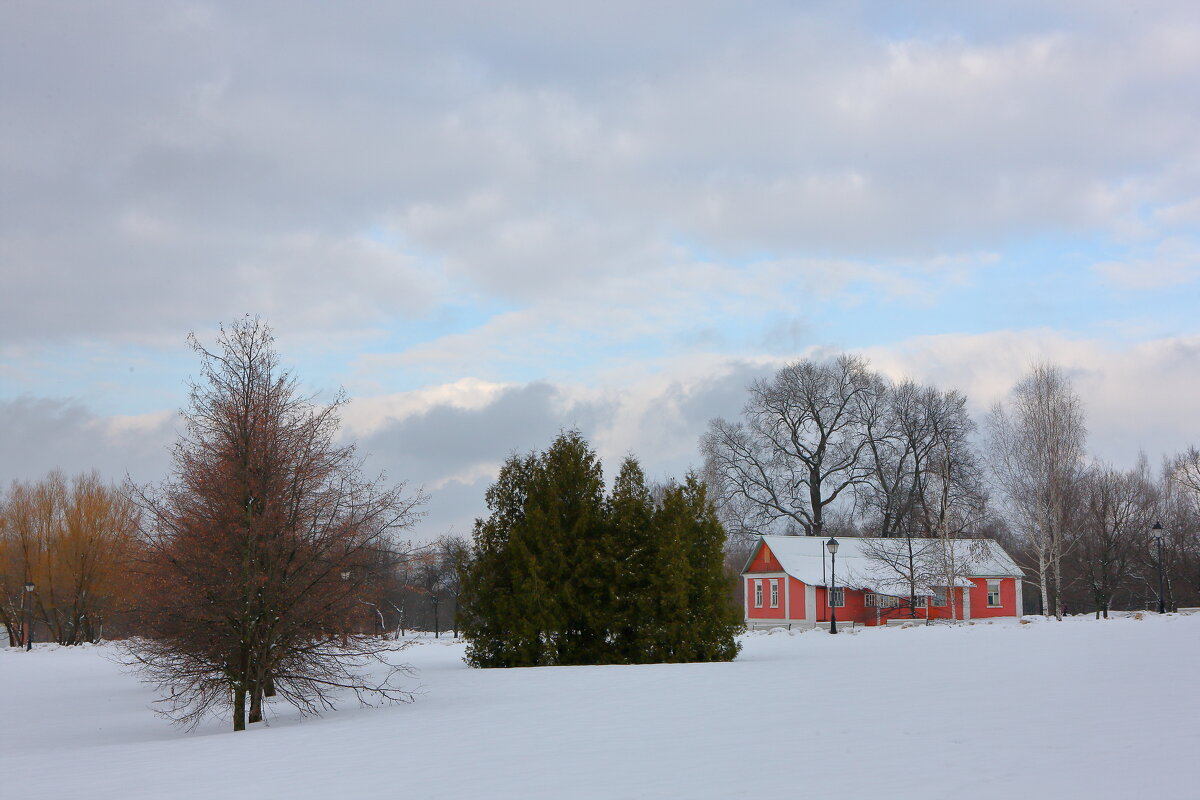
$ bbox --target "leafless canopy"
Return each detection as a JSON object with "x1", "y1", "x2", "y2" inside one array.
[
  {"x1": 126, "y1": 317, "x2": 425, "y2": 731},
  {"x1": 703, "y1": 354, "x2": 877, "y2": 539},
  {"x1": 703, "y1": 354, "x2": 985, "y2": 543},
  {"x1": 986, "y1": 363, "x2": 1087, "y2": 619}
]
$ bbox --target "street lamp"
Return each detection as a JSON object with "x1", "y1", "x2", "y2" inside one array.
[
  {"x1": 1150, "y1": 522, "x2": 1167, "y2": 614},
  {"x1": 24, "y1": 581, "x2": 35, "y2": 651},
  {"x1": 826, "y1": 537, "x2": 839, "y2": 634}
]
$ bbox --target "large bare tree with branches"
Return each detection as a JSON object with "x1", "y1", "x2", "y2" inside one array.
[
  {"x1": 128, "y1": 318, "x2": 425, "y2": 731},
  {"x1": 703, "y1": 354, "x2": 878, "y2": 538}
]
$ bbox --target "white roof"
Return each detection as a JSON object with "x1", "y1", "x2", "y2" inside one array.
[{"x1": 745, "y1": 535, "x2": 1024, "y2": 594}]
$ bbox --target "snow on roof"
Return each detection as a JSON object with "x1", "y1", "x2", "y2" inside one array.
[{"x1": 747, "y1": 535, "x2": 1024, "y2": 593}]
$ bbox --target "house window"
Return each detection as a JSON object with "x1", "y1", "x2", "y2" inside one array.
[
  {"x1": 987, "y1": 579, "x2": 1002, "y2": 608},
  {"x1": 865, "y1": 593, "x2": 898, "y2": 608},
  {"x1": 866, "y1": 593, "x2": 927, "y2": 608},
  {"x1": 754, "y1": 580, "x2": 763, "y2": 608},
  {"x1": 827, "y1": 587, "x2": 844, "y2": 607},
  {"x1": 769, "y1": 580, "x2": 779, "y2": 608},
  {"x1": 932, "y1": 588, "x2": 947, "y2": 607}
]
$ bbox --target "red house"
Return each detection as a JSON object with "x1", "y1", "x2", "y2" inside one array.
[{"x1": 742, "y1": 535, "x2": 1025, "y2": 629}]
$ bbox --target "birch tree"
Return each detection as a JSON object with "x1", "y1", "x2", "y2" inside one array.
[{"x1": 986, "y1": 364, "x2": 1086, "y2": 620}]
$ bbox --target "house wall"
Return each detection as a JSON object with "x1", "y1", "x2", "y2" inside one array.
[
  {"x1": 869, "y1": 600, "x2": 931, "y2": 626},
  {"x1": 966, "y1": 577, "x2": 1019, "y2": 618},
  {"x1": 745, "y1": 575, "x2": 788, "y2": 620},
  {"x1": 926, "y1": 588, "x2": 968, "y2": 620},
  {"x1": 788, "y1": 576, "x2": 805, "y2": 619},
  {"x1": 745, "y1": 544, "x2": 779, "y2": 573},
  {"x1": 815, "y1": 585, "x2": 868, "y2": 624}
]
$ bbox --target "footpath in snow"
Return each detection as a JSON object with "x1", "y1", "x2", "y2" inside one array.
[{"x1": 1, "y1": 613, "x2": 1196, "y2": 800}]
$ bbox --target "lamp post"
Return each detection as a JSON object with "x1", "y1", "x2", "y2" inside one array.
[
  {"x1": 826, "y1": 537, "x2": 839, "y2": 634},
  {"x1": 24, "y1": 581, "x2": 35, "y2": 651},
  {"x1": 1150, "y1": 522, "x2": 1167, "y2": 614}
]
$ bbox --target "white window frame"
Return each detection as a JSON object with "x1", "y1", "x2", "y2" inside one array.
[
  {"x1": 932, "y1": 588, "x2": 948, "y2": 607},
  {"x1": 827, "y1": 586, "x2": 845, "y2": 608},
  {"x1": 987, "y1": 579, "x2": 1002, "y2": 608},
  {"x1": 911, "y1": 595, "x2": 929, "y2": 608},
  {"x1": 865, "y1": 593, "x2": 898, "y2": 608},
  {"x1": 769, "y1": 579, "x2": 779, "y2": 608},
  {"x1": 754, "y1": 580, "x2": 763, "y2": 608}
]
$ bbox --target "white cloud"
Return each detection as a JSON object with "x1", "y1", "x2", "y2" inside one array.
[
  {"x1": 1091, "y1": 238, "x2": 1200, "y2": 290},
  {"x1": 4, "y1": 1, "x2": 1200, "y2": 345}
]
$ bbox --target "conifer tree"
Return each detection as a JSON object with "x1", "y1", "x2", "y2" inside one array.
[
  {"x1": 459, "y1": 432, "x2": 742, "y2": 668},
  {"x1": 647, "y1": 483, "x2": 695, "y2": 661},
  {"x1": 529, "y1": 431, "x2": 606, "y2": 665},
  {"x1": 679, "y1": 474, "x2": 743, "y2": 662},
  {"x1": 606, "y1": 457, "x2": 655, "y2": 662}
]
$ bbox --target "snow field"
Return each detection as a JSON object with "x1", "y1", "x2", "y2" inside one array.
[{"x1": 1, "y1": 614, "x2": 1197, "y2": 799}]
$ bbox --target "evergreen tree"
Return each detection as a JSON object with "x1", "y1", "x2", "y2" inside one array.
[
  {"x1": 524, "y1": 431, "x2": 606, "y2": 665},
  {"x1": 646, "y1": 484, "x2": 694, "y2": 661},
  {"x1": 606, "y1": 457, "x2": 655, "y2": 661},
  {"x1": 459, "y1": 432, "x2": 742, "y2": 667},
  {"x1": 460, "y1": 454, "x2": 550, "y2": 667},
  {"x1": 679, "y1": 474, "x2": 743, "y2": 661}
]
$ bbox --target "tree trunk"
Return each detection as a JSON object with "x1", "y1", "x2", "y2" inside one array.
[
  {"x1": 264, "y1": 675, "x2": 276, "y2": 698},
  {"x1": 1052, "y1": 545, "x2": 1064, "y2": 620},
  {"x1": 248, "y1": 682, "x2": 263, "y2": 724},
  {"x1": 233, "y1": 686, "x2": 246, "y2": 732},
  {"x1": 1037, "y1": 549, "x2": 1050, "y2": 618}
]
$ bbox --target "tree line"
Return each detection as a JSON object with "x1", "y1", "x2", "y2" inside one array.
[
  {"x1": 704, "y1": 355, "x2": 1200, "y2": 619},
  {"x1": 5, "y1": 324, "x2": 1199, "y2": 733}
]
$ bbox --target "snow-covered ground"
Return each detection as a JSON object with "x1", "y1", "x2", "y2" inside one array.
[{"x1": 2, "y1": 614, "x2": 1196, "y2": 799}]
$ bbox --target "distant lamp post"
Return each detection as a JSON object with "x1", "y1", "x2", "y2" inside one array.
[
  {"x1": 1150, "y1": 522, "x2": 1167, "y2": 614},
  {"x1": 826, "y1": 537, "x2": 840, "y2": 634},
  {"x1": 24, "y1": 581, "x2": 35, "y2": 651}
]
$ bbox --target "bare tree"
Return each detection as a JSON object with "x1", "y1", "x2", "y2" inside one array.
[
  {"x1": 127, "y1": 318, "x2": 425, "y2": 731},
  {"x1": 0, "y1": 471, "x2": 138, "y2": 645},
  {"x1": 858, "y1": 382, "x2": 984, "y2": 538},
  {"x1": 987, "y1": 364, "x2": 1087, "y2": 620},
  {"x1": 859, "y1": 536, "x2": 940, "y2": 617},
  {"x1": 703, "y1": 354, "x2": 878, "y2": 538},
  {"x1": 1071, "y1": 460, "x2": 1155, "y2": 617},
  {"x1": 1157, "y1": 448, "x2": 1200, "y2": 608}
]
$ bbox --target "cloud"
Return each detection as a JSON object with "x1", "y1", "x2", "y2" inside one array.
[
  {"x1": 0, "y1": 397, "x2": 177, "y2": 487},
  {"x1": 4, "y1": 1, "x2": 1200, "y2": 348},
  {"x1": 863, "y1": 329, "x2": 1200, "y2": 463},
  {"x1": 1091, "y1": 237, "x2": 1200, "y2": 290}
]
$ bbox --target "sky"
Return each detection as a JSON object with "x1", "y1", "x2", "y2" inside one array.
[{"x1": 3, "y1": 1, "x2": 1200, "y2": 541}]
